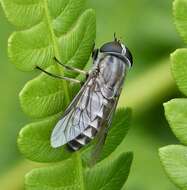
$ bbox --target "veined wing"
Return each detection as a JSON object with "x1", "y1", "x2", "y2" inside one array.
[{"x1": 51, "y1": 76, "x2": 105, "y2": 148}]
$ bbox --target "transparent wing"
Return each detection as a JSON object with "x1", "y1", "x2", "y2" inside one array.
[{"x1": 51, "y1": 77, "x2": 104, "y2": 148}]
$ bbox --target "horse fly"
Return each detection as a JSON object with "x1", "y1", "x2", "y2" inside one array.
[{"x1": 38, "y1": 36, "x2": 133, "y2": 152}]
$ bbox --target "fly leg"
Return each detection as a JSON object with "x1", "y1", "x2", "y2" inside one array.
[
  {"x1": 36, "y1": 66, "x2": 82, "y2": 85},
  {"x1": 54, "y1": 57, "x2": 88, "y2": 76},
  {"x1": 92, "y1": 48, "x2": 99, "y2": 61},
  {"x1": 91, "y1": 42, "x2": 99, "y2": 62}
]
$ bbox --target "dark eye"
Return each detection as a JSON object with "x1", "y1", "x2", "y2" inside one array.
[{"x1": 100, "y1": 41, "x2": 122, "y2": 54}]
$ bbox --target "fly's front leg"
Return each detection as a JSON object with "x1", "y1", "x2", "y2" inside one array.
[
  {"x1": 92, "y1": 49, "x2": 99, "y2": 61},
  {"x1": 91, "y1": 42, "x2": 99, "y2": 62},
  {"x1": 54, "y1": 57, "x2": 88, "y2": 76},
  {"x1": 36, "y1": 66, "x2": 82, "y2": 85}
]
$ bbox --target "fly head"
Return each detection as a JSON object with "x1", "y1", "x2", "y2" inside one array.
[{"x1": 99, "y1": 37, "x2": 133, "y2": 68}]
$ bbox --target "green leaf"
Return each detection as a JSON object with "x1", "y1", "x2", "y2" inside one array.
[
  {"x1": 17, "y1": 112, "x2": 71, "y2": 162},
  {"x1": 19, "y1": 65, "x2": 66, "y2": 118},
  {"x1": 1, "y1": 0, "x2": 96, "y2": 120},
  {"x1": 164, "y1": 99, "x2": 187, "y2": 145},
  {"x1": 25, "y1": 155, "x2": 83, "y2": 190},
  {"x1": 12, "y1": 1, "x2": 95, "y2": 119},
  {"x1": 3, "y1": 0, "x2": 95, "y2": 72},
  {"x1": 159, "y1": 145, "x2": 187, "y2": 190},
  {"x1": 19, "y1": 64, "x2": 80, "y2": 119},
  {"x1": 171, "y1": 48, "x2": 187, "y2": 96},
  {"x1": 1, "y1": 0, "x2": 44, "y2": 28},
  {"x1": 25, "y1": 152, "x2": 133, "y2": 190},
  {"x1": 58, "y1": 9, "x2": 96, "y2": 79},
  {"x1": 173, "y1": 0, "x2": 187, "y2": 44},
  {"x1": 159, "y1": 2, "x2": 187, "y2": 188},
  {"x1": 85, "y1": 152, "x2": 133, "y2": 190}
]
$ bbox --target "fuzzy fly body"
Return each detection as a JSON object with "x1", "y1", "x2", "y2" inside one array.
[{"x1": 40, "y1": 37, "x2": 133, "y2": 152}]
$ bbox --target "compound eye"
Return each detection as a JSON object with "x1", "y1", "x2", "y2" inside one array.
[{"x1": 100, "y1": 41, "x2": 122, "y2": 54}]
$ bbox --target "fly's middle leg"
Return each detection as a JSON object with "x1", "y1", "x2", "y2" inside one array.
[{"x1": 54, "y1": 57, "x2": 88, "y2": 76}]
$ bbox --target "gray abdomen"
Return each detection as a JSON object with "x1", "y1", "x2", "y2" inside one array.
[
  {"x1": 67, "y1": 55, "x2": 126, "y2": 151},
  {"x1": 67, "y1": 100, "x2": 112, "y2": 151}
]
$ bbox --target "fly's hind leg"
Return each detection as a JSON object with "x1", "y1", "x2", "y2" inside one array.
[{"x1": 36, "y1": 66, "x2": 82, "y2": 84}]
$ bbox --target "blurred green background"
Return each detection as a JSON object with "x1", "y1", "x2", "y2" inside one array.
[{"x1": 0, "y1": 0, "x2": 184, "y2": 189}]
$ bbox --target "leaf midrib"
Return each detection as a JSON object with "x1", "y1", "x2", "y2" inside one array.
[
  {"x1": 43, "y1": 0, "x2": 70, "y2": 104},
  {"x1": 75, "y1": 152, "x2": 85, "y2": 190}
]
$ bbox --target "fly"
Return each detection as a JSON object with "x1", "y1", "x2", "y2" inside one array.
[{"x1": 36, "y1": 35, "x2": 133, "y2": 153}]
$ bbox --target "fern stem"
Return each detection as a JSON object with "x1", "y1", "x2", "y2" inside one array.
[
  {"x1": 43, "y1": 0, "x2": 70, "y2": 104},
  {"x1": 74, "y1": 152, "x2": 85, "y2": 190}
]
